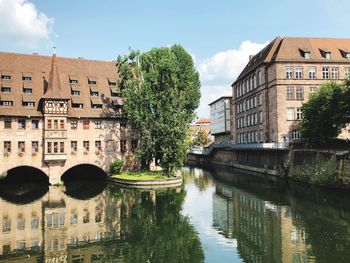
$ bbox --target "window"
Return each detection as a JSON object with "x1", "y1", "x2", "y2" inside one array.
[
  {"x1": 90, "y1": 91, "x2": 99, "y2": 97},
  {"x1": 1, "y1": 87, "x2": 11, "y2": 93},
  {"x1": 95, "y1": 207, "x2": 102, "y2": 223},
  {"x1": 18, "y1": 142, "x2": 25, "y2": 153},
  {"x1": 18, "y1": 119, "x2": 26, "y2": 129},
  {"x1": 70, "y1": 209, "x2": 78, "y2": 225},
  {"x1": 108, "y1": 80, "x2": 117, "y2": 86},
  {"x1": 304, "y1": 52, "x2": 310, "y2": 59},
  {"x1": 47, "y1": 142, "x2": 52, "y2": 154},
  {"x1": 17, "y1": 215, "x2": 25, "y2": 231},
  {"x1": 322, "y1": 67, "x2": 329, "y2": 79},
  {"x1": 308, "y1": 67, "x2": 316, "y2": 79},
  {"x1": 3, "y1": 216, "x2": 11, "y2": 232},
  {"x1": 83, "y1": 209, "x2": 90, "y2": 223},
  {"x1": 69, "y1": 78, "x2": 78, "y2": 84},
  {"x1": 53, "y1": 142, "x2": 58, "y2": 153},
  {"x1": 31, "y1": 213, "x2": 39, "y2": 229},
  {"x1": 60, "y1": 142, "x2": 64, "y2": 153},
  {"x1": 331, "y1": 67, "x2": 339, "y2": 79},
  {"x1": 23, "y1": 88, "x2": 32, "y2": 94},
  {"x1": 254, "y1": 113, "x2": 258, "y2": 125},
  {"x1": 286, "y1": 67, "x2": 293, "y2": 79},
  {"x1": 4, "y1": 141, "x2": 11, "y2": 153},
  {"x1": 260, "y1": 130, "x2": 264, "y2": 142},
  {"x1": 88, "y1": 80, "x2": 96, "y2": 85},
  {"x1": 72, "y1": 90, "x2": 80, "y2": 96},
  {"x1": 120, "y1": 140, "x2": 127, "y2": 153},
  {"x1": 4, "y1": 117, "x2": 11, "y2": 128},
  {"x1": 1, "y1": 75, "x2": 11, "y2": 80},
  {"x1": 83, "y1": 120, "x2": 89, "y2": 129},
  {"x1": 287, "y1": 108, "x2": 295, "y2": 120},
  {"x1": 309, "y1": 87, "x2": 317, "y2": 93},
  {"x1": 292, "y1": 130, "x2": 301, "y2": 139},
  {"x1": 95, "y1": 141, "x2": 102, "y2": 151},
  {"x1": 259, "y1": 111, "x2": 263, "y2": 124},
  {"x1": 23, "y1": 101, "x2": 35, "y2": 107},
  {"x1": 47, "y1": 120, "x2": 52, "y2": 129},
  {"x1": 0, "y1": 101, "x2": 13, "y2": 106},
  {"x1": 295, "y1": 67, "x2": 303, "y2": 79},
  {"x1": 345, "y1": 67, "x2": 350, "y2": 79},
  {"x1": 46, "y1": 214, "x2": 52, "y2": 228},
  {"x1": 83, "y1": 141, "x2": 89, "y2": 152},
  {"x1": 70, "y1": 120, "x2": 78, "y2": 129},
  {"x1": 258, "y1": 94, "x2": 263, "y2": 105},
  {"x1": 94, "y1": 120, "x2": 102, "y2": 129},
  {"x1": 325, "y1": 52, "x2": 331, "y2": 59},
  {"x1": 60, "y1": 120, "x2": 65, "y2": 129},
  {"x1": 31, "y1": 120, "x2": 39, "y2": 129},
  {"x1": 295, "y1": 87, "x2": 304, "y2": 100},
  {"x1": 32, "y1": 141, "x2": 39, "y2": 153},
  {"x1": 54, "y1": 120, "x2": 58, "y2": 129},
  {"x1": 72, "y1": 103, "x2": 83, "y2": 108},
  {"x1": 286, "y1": 86, "x2": 294, "y2": 100},
  {"x1": 71, "y1": 141, "x2": 77, "y2": 152},
  {"x1": 22, "y1": 76, "x2": 32, "y2": 81},
  {"x1": 296, "y1": 108, "x2": 303, "y2": 120}
]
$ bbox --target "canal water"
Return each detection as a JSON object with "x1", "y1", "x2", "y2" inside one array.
[{"x1": 1, "y1": 166, "x2": 350, "y2": 262}]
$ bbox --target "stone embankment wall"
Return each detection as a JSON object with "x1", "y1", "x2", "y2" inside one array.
[
  {"x1": 187, "y1": 147, "x2": 350, "y2": 188},
  {"x1": 288, "y1": 150, "x2": 350, "y2": 187}
]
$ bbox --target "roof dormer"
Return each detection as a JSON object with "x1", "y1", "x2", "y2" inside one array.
[
  {"x1": 320, "y1": 49, "x2": 331, "y2": 59},
  {"x1": 299, "y1": 48, "x2": 310, "y2": 59},
  {"x1": 339, "y1": 49, "x2": 350, "y2": 59}
]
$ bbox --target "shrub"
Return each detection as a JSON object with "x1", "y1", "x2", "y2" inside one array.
[{"x1": 108, "y1": 160, "x2": 124, "y2": 175}]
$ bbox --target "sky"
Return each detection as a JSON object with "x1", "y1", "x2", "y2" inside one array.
[{"x1": 1, "y1": 0, "x2": 350, "y2": 118}]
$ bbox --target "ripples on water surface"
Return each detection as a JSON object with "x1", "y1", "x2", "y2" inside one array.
[{"x1": 1, "y1": 166, "x2": 350, "y2": 262}]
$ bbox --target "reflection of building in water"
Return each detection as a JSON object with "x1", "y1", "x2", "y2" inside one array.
[
  {"x1": 0, "y1": 186, "x2": 122, "y2": 263},
  {"x1": 213, "y1": 182, "x2": 313, "y2": 263}
]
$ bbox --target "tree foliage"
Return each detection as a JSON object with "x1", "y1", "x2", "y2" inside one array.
[
  {"x1": 300, "y1": 80, "x2": 350, "y2": 145},
  {"x1": 193, "y1": 129, "x2": 211, "y2": 147},
  {"x1": 117, "y1": 45, "x2": 201, "y2": 175}
]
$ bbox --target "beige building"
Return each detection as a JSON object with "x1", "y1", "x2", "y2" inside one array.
[
  {"x1": 231, "y1": 37, "x2": 350, "y2": 145},
  {"x1": 0, "y1": 52, "x2": 138, "y2": 184},
  {"x1": 209, "y1": 96, "x2": 232, "y2": 142}
]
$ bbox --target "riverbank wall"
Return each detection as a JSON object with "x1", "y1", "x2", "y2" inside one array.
[{"x1": 187, "y1": 143, "x2": 350, "y2": 188}]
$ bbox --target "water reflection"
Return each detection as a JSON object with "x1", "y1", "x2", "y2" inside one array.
[
  {"x1": 0, "y1": 181, "x2": 204, "y2": 263},
  {"x1": 183, "y1": 166, "x2": 350, "y2": 263}
]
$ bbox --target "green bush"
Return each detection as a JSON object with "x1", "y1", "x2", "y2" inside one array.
[{"x1": 108, "y1": 160, "x2": 124, "y2": 175}]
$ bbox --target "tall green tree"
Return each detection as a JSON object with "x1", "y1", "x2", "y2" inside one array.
[
  {"x1": 300, "y1": 80, "x2": 350, "y2": 145},
  {"x1": 117, "y1": 45, "x2": 201, "y2": 175}
]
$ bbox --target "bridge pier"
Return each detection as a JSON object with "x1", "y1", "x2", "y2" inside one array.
[{"x1": 46, "y1": 163, "x2": 65, "y2": 185}]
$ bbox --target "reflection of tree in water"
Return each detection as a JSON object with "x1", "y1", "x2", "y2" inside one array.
[
  {"x1": 106, "y1": 185, "x2": 204, "y2": 263},
  {"x1": 182, "y1": 167, "x2": 212, "y2": 192},
  {"x1": 289, "y1": 184, "x2": 350, "y2": 263}
]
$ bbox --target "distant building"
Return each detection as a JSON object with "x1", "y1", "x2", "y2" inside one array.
[
  {"x1": 190, "y1": 118, "x2": 212, "y2": 144},
  {"x1": 209, "y1": 96, "x2": 232, "y2": 142},
  {"x1": 231, "y1": 37, "x2": 350, "y2": 144}
]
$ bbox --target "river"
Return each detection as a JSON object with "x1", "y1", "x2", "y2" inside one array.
[{"x1": 0, "y1": 166, "x2": 350, "y2": 262}]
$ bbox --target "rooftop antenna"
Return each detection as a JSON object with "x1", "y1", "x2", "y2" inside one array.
[
  {"x1": 52, "y1": 34, "x2": 58, "y2": 55},
  {"x1": 53, "y1": 45, "x2": 56, "y2": 55}
]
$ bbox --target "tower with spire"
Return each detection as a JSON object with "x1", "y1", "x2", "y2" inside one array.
[{"x1": 42, "y1": 53, "x2": 70, "y2": 162}]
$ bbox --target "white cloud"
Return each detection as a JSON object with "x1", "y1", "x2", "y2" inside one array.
[
  {"x1": 195, "y1": 40, "x2": 269, "y2": 118},
  {"x1": 0, "y1": 0, "x2": 53, "y2": 48}
]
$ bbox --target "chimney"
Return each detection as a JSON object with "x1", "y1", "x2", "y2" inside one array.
[{"x1": 249, "y1": 55, "x2": 254, "y2": 61}]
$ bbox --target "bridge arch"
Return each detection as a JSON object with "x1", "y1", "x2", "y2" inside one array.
[
  {"x1": 0, "y1": 165, "x2": 49, "y2": 184},
  {"x1": 61, "y1": 163, "x2": 108, "y2": 183}
]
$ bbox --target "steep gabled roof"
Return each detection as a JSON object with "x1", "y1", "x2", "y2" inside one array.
[
  {"x1": 232, "y1": 37, "x2": 282, "y2": 86},
  {"x1": 43, "y1": 54, "x2": 69, "y2": 99}
]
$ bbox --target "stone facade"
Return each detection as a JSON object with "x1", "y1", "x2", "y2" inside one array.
[{"x1": 232, "y1": 37, "x2": 350, "y2": 144}]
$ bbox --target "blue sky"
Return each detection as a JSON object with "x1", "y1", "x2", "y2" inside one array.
[{"x1": 1, "y1": 0, "x2": 350, "y2": 117}]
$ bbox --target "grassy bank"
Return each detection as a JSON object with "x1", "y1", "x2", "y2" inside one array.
[{"x1": 111, "y1": 171, "x2": 170, "y2": 181}]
